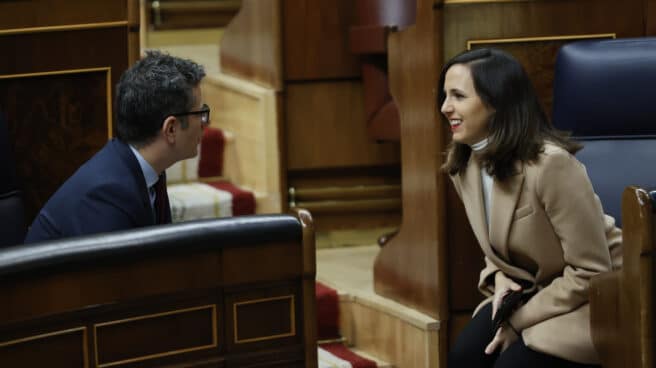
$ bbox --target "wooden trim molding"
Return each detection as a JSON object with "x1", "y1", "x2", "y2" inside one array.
[
  {"x1": 0, "y1": 327, "x2": 89, "y2": 368},
  {"x1": 93, "y1": 304, "x2": 218, "y2": 368},
  {"x1": 233, "y1": 295, "x2": 296, "y2": 343},
  {"x1": 290, "y1": 185, "x2": 401, "y2": 202},
  {"x1": 0, "y1": 67, "x2": 114, "y2": 139},
  {"x1": 0, "y1": 21, "x2": 129, "y2": 36},
  {"x1": 149, "y1": 0, "x2": 241, "y2": 29},
  {"x1": 467, "y1": 33, "x2": 617, "y2": 50},
  {"x1": 443, "y1": 0, "x2": 537, "y2": 4}
]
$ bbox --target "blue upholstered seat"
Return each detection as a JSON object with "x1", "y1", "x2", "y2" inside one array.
[{"x1": 552, "y1": 37, "x2": 656, "y2": 227}]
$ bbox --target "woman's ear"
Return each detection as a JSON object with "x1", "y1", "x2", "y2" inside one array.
[{"x1": 161, "y1": 116, "x2": 178, "y2": 144}]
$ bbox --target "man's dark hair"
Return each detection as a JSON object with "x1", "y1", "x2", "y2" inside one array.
[
  {"x1": 114, "y1": 51, "x2": 206, "y2": 146},
  {"x1": 439, "y1": 48, "x2": 581, "y2": 181}
]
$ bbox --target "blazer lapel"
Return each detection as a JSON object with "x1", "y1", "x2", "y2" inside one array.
[
  {"x1": 459, "y1": 157, "x2": 535, "y2": 283},
  {"x1": 459, "y1": 156, "x2": 491, "y2": 251},
  {"x1": 112, "y1": 139, "x2": 156, "y2": 225},
  {"x1": 489, "y1": 165, "x2": 525, "y2": 260}
]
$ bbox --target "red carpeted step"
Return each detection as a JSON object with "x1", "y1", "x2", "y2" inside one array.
[
  {"x1": 198, "y1": 127, "x2": 225, "y2": 177},
  {"x1": 316, "y1": 281, "x2": 340, "y2": 340},
  {"x1": 320, "y1": 343, "x2": 377, "y2": 368},
  {"x1": 316, "y1": 282, "x2": 379, "y2": 367},
  {"x1": 205, "y1": 180, "x2": 256, "y2": 216},
  {"x1": 200, "y1": 127, "x2": 256, "y2": 216}
]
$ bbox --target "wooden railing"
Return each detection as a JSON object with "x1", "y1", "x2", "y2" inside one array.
[
  {"x1": 590, "y1": 186, "x2": 655, "y2": 368},
  {"x1": 147, "y1": 0, "x2": 241, "y2": 29},
  {"x1": 0, "y1": 210, "x2": 318, "y2": 368},
  {"x1": 289, "y1": 184, "x2": 401, "y2": 214}
]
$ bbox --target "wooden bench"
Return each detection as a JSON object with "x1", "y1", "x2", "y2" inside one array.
[{"x1": 0, "y1": 210, "x2": 317, "y2": 368}]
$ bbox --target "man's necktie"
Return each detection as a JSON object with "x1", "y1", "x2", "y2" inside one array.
[{"x1": 153, "y1": 173, "x2": 171, "y2": 224}]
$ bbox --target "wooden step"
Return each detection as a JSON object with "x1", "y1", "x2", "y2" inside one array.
[
  {"x1": 317, "y1": 245, "x2": 441, "y2": 368},
  {"x1": 349, "y1": 347, "x2": 395, "y2": 368}
]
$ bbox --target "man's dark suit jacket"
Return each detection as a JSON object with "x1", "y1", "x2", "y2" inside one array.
[{"x1": 25, "y1": 138, "x2": 171, "y2": 243}]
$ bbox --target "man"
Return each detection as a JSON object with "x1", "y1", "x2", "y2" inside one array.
[{"x1": 25, "y1": 51, "x2": 207, "y2": 243}]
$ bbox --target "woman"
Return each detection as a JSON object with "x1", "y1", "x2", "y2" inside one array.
[{"x1": 441, "y1": 48, "x2": 622, "y2": 367}]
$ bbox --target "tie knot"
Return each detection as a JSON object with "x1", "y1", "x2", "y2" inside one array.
[{"x1": 153, "y1": 174, "x2": 166, "y2": 192}]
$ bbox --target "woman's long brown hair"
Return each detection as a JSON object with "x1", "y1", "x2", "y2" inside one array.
[{"x1": 439, "y1": 48, "x2": 581, "y2": 181}]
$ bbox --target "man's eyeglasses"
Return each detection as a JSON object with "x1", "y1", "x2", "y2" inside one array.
[{"x1": 172, "y1": 103, "x2": 210, "y2": 126}]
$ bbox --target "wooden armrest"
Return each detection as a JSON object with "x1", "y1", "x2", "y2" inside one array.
[{"x1": 589, "y1": 270, "x2": 622, "y2": 368}]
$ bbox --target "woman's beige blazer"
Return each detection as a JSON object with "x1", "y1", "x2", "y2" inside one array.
[{"x1": 450, "y1": 143, "x2": 622, "y2": 364}]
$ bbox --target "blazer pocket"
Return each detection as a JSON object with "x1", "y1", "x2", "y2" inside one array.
[{"x1": 513, "y1": 205, "x2": 534, "y2": 220}]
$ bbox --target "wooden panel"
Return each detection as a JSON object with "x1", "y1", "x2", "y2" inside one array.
[
  {"x1": 620, "y1": 187, "x2": 654, "y2": 368},
  {"x1": 147, "y1": 0, "x2": 241, "y2": 30},
  {"x1": 313, "y1": 213, "x2": 401, "y2": 231},
  {"x1": 0, "y1": 214, "x2": 316, "y2": 368},
  {"x1": 127, "y1": 0, "x2": 141, "y2": 66},
  {"x1": 373, "y1": 0, "x2": 446, "y2": 322},
  {"x1": 647, "y1": 0, "x2": 656, "y2": 35},
  {"x1": 0, "y1": 27, "x2": 128, "y2": 80},
  {"x1": 443, "y1": 0, "x2": 644, "y2": 115},
  {"x1": 590, "y1": 271, "x2": 623, "y2": 368},
  {"x1": 288, "y1": 167, "x2": 401, "y2": 230},
  {"x1": 222, "y1": 243, "x2": 302, "y2": 285},
  {"x1": 285, "y1": 81, "x2": 400, "y2": 170},
  {"x1": 589, "y1": 187, "x2": 656, "y2": 368},
  {"x1": 202, "y1": 73, "x2": 283, "y2": 213},
  {"x1": 444, "y1": 0, "x2": 643, "y2": 59},
  {"x1": 0, "y1": 18, "x2": 132, "y2": 224},
  {"x1": 0, "y1": 251, "x2": 222, "y2": 324},
  {"x1": 0, "y1": 327, "x2": 87, "y2": 368},
  {"x1": 0, "y1": 69, "x2": 111, "y2": 223},
  {"x1": 297, "y1": 208, "x2": 318, "y2": 367},
  {"x1": 220, "y1": 0, "x2": 282, "y2": 89},
  {"x1": 94, "y1": 305, "x2": 217, "y2": 367},
  {"x1": 446, "y1": 183, "x2": 485, "y2": 311},
  {"x1": 346, "y1": 299, "x2": 440, "y2": 367},
  {"x1": 224, "y1": 286, "x2": 302, "y2": 353},
  {"x1": 233, "y1": 296, "x2": 295, "y2": 343},
  {"x1": 283, "y1": 0, "x2": 360, "y2": 80},
  {"x1": 223, "y1": 347, "x2": 305, "y2": 367},
  {"x1": 0, "y1": 0, "x2": 126, "y2": 29}
]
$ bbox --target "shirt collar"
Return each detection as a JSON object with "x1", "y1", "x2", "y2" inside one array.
[
  {"x1": 129, "y1": 145, "x2": 159, "y2": 188},
  {"x1": 470, "y1": 137, "x2": 489, "y2": 152}
]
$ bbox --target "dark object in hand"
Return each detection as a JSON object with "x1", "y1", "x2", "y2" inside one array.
[{"x1": 492, "y1": 290, "x2": 525, "y2": 333}]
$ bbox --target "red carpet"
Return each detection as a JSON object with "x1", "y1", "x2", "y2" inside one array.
[
  {"x1": 206, "y1": 180, "x2": 256, "y2": 216},
  {"x1": 316, "y1": 281, "x2": 340, "y2": 340},
  {"x1": 316, "y1": 282, "x2": 377, "y2": 367},
  {"x1": 198, "y1": 127, "x2": 225, "y2": 177},
  {"x1": 320, "y1": 343, "x2": 377, "y2": 368},
  {"x1": 199, "y1": 127, "x2": 256, "y2": 216}
]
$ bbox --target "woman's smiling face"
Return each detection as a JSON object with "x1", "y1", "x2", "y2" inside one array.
[{"x1": 441, "y1": 63, "x2": 495, "y2": 146}]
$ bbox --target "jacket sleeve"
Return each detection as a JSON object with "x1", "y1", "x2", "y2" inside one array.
[
  {"x1": 509, "y1": 150, "x2": 612, "y2": 331},
  {"x1": 478, "y1": 256, "x2": 500, "y2": 297}
]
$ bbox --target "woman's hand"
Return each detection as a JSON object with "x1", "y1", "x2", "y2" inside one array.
[
  {"x1": 485, "y1": 324, "x2": 519, "y2": 354},
  {"x1": 484, "y1": 271, "x2": 523, "y2": 355},
  {"x1": 491, "y1": 271, "x2": 523, "y2": 320}
]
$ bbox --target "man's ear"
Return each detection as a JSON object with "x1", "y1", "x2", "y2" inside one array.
[{"x1": 161, "y1": 116, "x2": 178, "y2": 144}]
